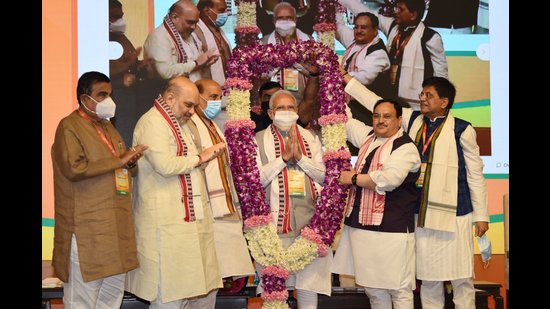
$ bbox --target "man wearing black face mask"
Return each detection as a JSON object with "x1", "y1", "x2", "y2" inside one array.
[{"x1": 251, "y1": 81, "x2": 282, "y2": 133}]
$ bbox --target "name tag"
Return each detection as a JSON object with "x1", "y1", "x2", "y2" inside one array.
[
  {"x1": 283, "y1": 69, "x2": 299, "y2": 91},
  {"x1": 415, "y1": 163, "x2": 427, "y2": 188},
  {"x1": 288, "y1": 169, "x2": 306, "y2": 196},
  {"x1": 115, "y1": 168, "x2": 130, "y2": 196}
]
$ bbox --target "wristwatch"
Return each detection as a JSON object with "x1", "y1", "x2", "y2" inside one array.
[{"x1": 351, "y1": 173, "x2": 358, "y2": 186}]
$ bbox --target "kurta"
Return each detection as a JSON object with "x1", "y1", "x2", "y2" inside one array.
[
  {"x1": 144, "y1": 24, "x2": 203, "y2": 81},
  {"x1": 126, "y1": 107, "x2": 222, "y2": 303},
  {"x1": 51, "y1": 110, "x2": 138, "y2": 283},
  {"x1": 343, "y1": 78, "x2": 489, "y2": 281},
  {"x1": 191, "y1": 113, "x2": 255, "y2": 279},
  {"x1": 254, "y1": 125, "x2": 333, "y2": 296}
]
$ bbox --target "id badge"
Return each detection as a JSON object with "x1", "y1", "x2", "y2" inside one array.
[
  {"x1": 115, "y1": 168, "x2": 130, "y2": 196},
  {"x1": 389, "y1": 64, "x2": 398, "y2": 85},
  {"x1": 288, "y1": 170, "x2": 306, "y2": 196},
  {"x1": 415, "y1": 163, "x2": 427, "y2": 188},
  {"x1": 283, "y1": 69, "x2": 299, "y2": 91}
]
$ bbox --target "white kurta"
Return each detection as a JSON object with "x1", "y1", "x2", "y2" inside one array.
[
  {"x1": 126, "y1": 108, "x2": 222, "y2": 303},
  {"x1": 191, "y1": 114, "x2": 255, "y2": 279},
  {"x1": 336, "y1": 14, "x2": 390, "y2": 86},
  {"x1": 144, "y1": 25, "x2": 203, "y2": 81},
  {"x1": 343, "y1": 78, "x2": 489, "y2": 281},
  {"x1": 254, "y1": 125, "x2": 332, "y2": 296},
  {"x1": 333, "y1": 226, "x2": 415, "y2": 290},
  {"x1": 338, "y1": 0, "x2": 448, "y2": 110}
]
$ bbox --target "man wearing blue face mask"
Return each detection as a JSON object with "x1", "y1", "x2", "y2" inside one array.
[
  {"x1": 191, "y1": 79, "x2": 256, "y2": 293},
  {"x1": 194, "y1": 0, "x2": 231, "y2": 86}
]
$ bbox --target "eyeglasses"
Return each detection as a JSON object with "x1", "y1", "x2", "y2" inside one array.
[{"x1": 418, "y1": 92, "x2": 436, "y2": 100}]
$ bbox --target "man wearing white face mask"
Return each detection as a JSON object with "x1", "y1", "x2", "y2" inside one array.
[
  {"x1": 190, "y1": 79, "x2": 255, "y2": 293},
  {"x1": 260, "y1": 2, "x2": 314, "y2": 104},
  {"x1": 51, "y1": 71, "x2": 148, "y2": 309},
  {"x1": 255, "y1": 90, "x2": 331, "y2": 309}
]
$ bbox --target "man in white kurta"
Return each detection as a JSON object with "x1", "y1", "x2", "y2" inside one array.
[
  {"x1": 336, "y1": 11, "x2": 393, "y2": 98},
  {"x1": 191, "y1": 79, "x2": 255, "y2": 287},
  {"x1": 194, "y1": 0, "x2": 233, "y2": 130},
  {"x1": 260, "y1": 2, "x2": 313, "y2": 104},
  {"x1": 255, "y1": 90, "x2": 331, "y2": 309},
  {"x1": 338, "y1": 0, "x2": 448, "y2": 110},
  {"x1": 342, "y1": 75, "x2": 489, "y2": 309},
  {"x1": 126, "y1": 77, "x2": 225, "y2": 309},
  {"x1": 143, "y1": 0, "x2": 219, "y2": 82},
  {"x1": 333, "y1": 100, "x2": 420, "y2": 309}
]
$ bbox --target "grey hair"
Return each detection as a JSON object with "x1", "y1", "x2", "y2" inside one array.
[
  {"x1": 269, "y1": 89, "x2": 297, "y2": 109},
  {"x1": 273, "y1": 2, "x2": 296, "y2": 17}
]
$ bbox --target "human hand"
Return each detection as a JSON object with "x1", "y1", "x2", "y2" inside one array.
[
  {"x1": 289, "y1": 125, "x2": 302, "y2": 161},
  {"x1": 282, "y1": 135, "x2": 294, "y2": 163},
  {"x1": 120, "y1": 144, "x2": 149, "y2": 167},
  {"x1": 339, "y1": 169, "x2": 356, "y2": 185},
  {"x1": 200, "y1": 143, "x2": 225, "y2": 163},
  {"x1": 475, "y1": 221, "x2": 489, "y2": 237}
]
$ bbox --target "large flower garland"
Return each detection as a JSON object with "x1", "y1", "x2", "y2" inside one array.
[{"x1": 227, "y1": 1, "x2": 349, "y2": 308}]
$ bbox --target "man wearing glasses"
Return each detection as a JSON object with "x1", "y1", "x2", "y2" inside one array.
[
  {"x1": 342, "y1": 74, "x2": 489, "y2": 309},
  {"x1": 334, "y1": 98, "x2": 421, "y2": 309}
]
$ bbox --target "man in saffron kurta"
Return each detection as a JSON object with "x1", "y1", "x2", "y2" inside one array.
[
  {"x1": 342, "y1": 75, "x2": 489, "y2": 309},
  {"x1": 126, "y1": 77, "x2": 225, "y2": 308},
  {"x1": 255, "y1": 90, "x2": 330, "y2": 309},
  {"x1": 191, "y1": 79, "x2": 255, "y2": 287},
  {"x1": 333, "y1": 100, "x2": 420, "y2": 309},
  {"x1": 51, "y1": 71, "x2": 148, "y2": 308}
]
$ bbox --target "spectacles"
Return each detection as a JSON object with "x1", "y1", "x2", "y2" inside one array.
[{"x1": 418, "y1": 92, "x2": 436, "y2": 100}]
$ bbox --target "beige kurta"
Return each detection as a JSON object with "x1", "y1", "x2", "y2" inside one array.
[
  {"x1": 51, "y1": 110, "x2": 138, "y2": 283},
  {"x1": 126, "y1": 107, "x2": 222, "y2": 303}
]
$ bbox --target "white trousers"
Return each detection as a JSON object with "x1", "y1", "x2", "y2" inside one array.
[
  {"x1": 364, "y1": 286, "x2": 413, "y2": 309},
  {"x1": 63, "y1": 234, "x2": 126, "y2": 309},
  {"x1": 296, "y1": 289, "x2": 318, "y2": 309},
  {"x1": 149, "y1": 289, "x2": 218, "y2": 309},
  {"x1": 420, "y1": 278, "x2": 475, "y2": 309}
]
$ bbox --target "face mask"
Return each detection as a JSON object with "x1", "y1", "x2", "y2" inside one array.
[
  {"x1": 85, "y1": 95, "x2": 117, "y2": 119},
  {"x1": 275, "y1": 20, "x2": 296, "y2": 37},
  {"x1": 208, "y1": 8, "x2": 229, "y2": 27},
  {"x1": 202, "y1": 99, "x2": 222, "y2": 119},
  {"x1": 109, "y1": 18, "x2": 127, "y2": 33},
  {"x1": 273, "y1": 110, "x2": 298, "y2": 131},
  {"x1": 477, "y1": 234, "x2": 492, "y2": 269}
]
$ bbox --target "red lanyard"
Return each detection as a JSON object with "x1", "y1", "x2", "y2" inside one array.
[{"x1": 78, "y1": 109, "x2": 118, "y2": 157}]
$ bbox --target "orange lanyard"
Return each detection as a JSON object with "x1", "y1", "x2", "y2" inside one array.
[{"x1": 78, "y1": 109, "x2": 118, "y2": 157}]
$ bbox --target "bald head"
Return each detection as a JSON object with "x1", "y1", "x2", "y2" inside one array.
[
  {"x1": 163, "y1": 76, "x2": 200, "y2": 125},
  {"x1": 169, "y1": 0, "x2": 199, "y2": 38},
  {"x1": 195, "y1": 79, "x2": 222, "y2": 110}
]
